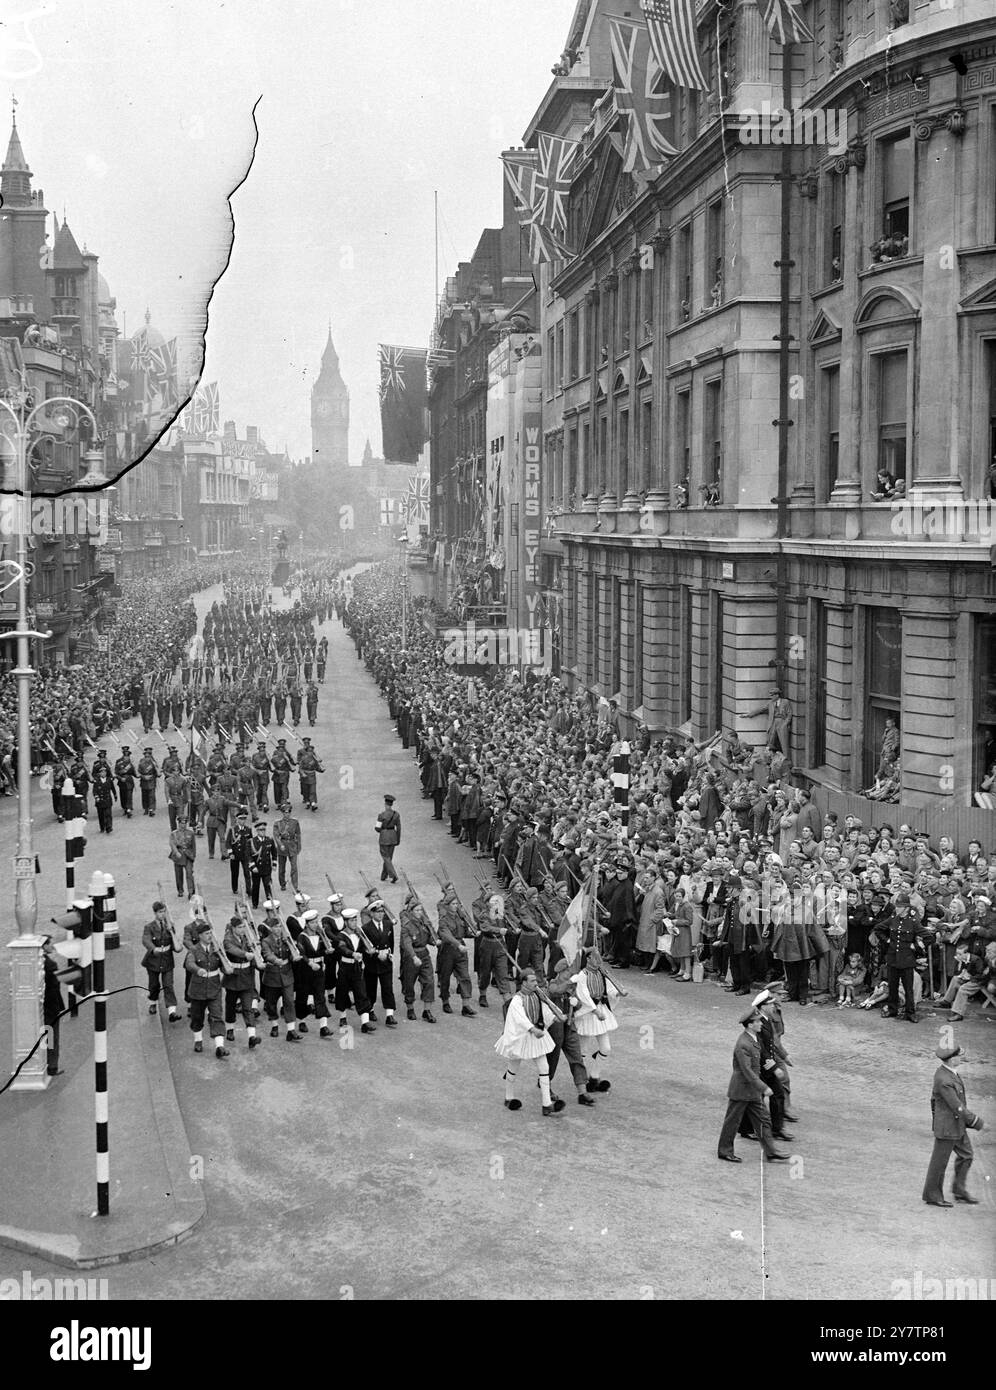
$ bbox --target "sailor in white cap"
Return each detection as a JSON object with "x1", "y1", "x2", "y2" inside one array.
[
  {"x1": 294, "y1": 908, "x2": 334, "y2": 1038},
  {"x1": 330, "y1": 907, "x2": 377, "y2": 1033},
  {"x1": 321, "y1": 893, "x2": 345, "y2": 999},
  {"x1": 361, "y1": 890, "x2": 398, "y2": 1027}
]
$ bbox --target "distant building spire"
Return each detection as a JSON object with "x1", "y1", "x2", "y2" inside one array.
[{"x1": 1, "y1": 104, "x2": 33, "y2": 206}]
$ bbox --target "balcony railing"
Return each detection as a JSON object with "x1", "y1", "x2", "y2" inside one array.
[{"x1": 51, "y1": 297, "x2": 80, "y2": 318}]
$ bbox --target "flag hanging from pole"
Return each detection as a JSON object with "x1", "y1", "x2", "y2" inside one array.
[
  {"x1": 535, "y1": 132, "x2": 580, "y2": 244},
  {"x1": 405, "y1": 472, "x2": 430, "y2": 527},
  {"x1": 609, "y1": 17, "x2": 679, "y2": 175},
  {"x1": 757, "y1": 0, "x2": 814, "y2": 44},
  {"x1": 501, "y1": 151, "x2": 575, "y2": 265},
  {"x1": 379, "y1": 346, "x2": 428, "y2": 464},
  {"x1": 640, "y1": 0, "x2": 708, "y2": 91}
]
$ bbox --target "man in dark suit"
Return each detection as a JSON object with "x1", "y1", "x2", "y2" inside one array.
[
  {"x1": 375, "y1": 793, "x2": 401, "y2": 883},
  {"x1": 921, "y1": 1044, "x2": 984, "y2": 1206},
  {"x1": 717, "y1": 1010, "x2": 789, "y2": 1163}
]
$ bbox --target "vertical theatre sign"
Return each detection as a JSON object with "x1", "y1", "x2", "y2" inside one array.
[{"x1": 522, "y1": 407, "x2": 543, "y2": 665}]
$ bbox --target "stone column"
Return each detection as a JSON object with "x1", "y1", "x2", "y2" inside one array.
[
  {"x1": 900, "y1": 606, "x2": 957, "y2": 808},
  {"x1": 641, "y1": 584, "x2": 671, "y2": 731},
  {"x1": 733, "y1": 0, "x2": 776, "y2": 110},
  {"x1": 619, "y1": 578, "x2": 635, "y2": 708},
  {"x1": 583, "y1": 287, "x2": 599, "y2": 503},
  {"x1": 829, "y1": 141, "x2": 866, "y2": 526},
  {"x1": 823, "y1": 601, "x2": 853, "y2": 786},
  {"x1": 599, "y1": 270, "x2": 619, "y2": 511},
  {"x1": 621, "y1": 250, "x2": 643, "y2": 514}
]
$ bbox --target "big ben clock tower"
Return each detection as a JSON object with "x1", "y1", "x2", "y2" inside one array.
[{"x1": 310, "y1": 323, "x2": 350, "y2": 467}]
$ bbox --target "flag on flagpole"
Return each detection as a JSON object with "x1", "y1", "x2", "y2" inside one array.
[
  {"x1": 757, "y1": 0, "x2": 814, "y2": 44},
  {"x1": 502, "y1": 151, "x2": 575, "y2": 265},
  {"x1": 535, "y1": 132, "x2": 580, "y2": 243},
  {"x1": 609, "y1": 17, "x2": 679, "y2": 176},
  {"x1": 641, "y1": 0, "x2": 708, "y2": 91},
  {"x1": 557, "y1": 882, "x2": 590, "y2": 969},
  {"x1": 378, "y1": 346, "x2": 428, "y2": 464}
]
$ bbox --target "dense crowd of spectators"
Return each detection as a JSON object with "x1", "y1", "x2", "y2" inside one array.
[{"x1": 345, "y1": 562, "x2": 996, "y2": 1026}]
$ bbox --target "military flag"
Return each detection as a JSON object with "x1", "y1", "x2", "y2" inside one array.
[
  {"x1": 640, "y1": 0, "x2": 708, "y2": 91},
  {"x1": 378, "y1": 345, "x2": 428, "y2": 464}
]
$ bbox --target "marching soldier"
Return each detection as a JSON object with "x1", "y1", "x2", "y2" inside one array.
[
  {"x1": 271, "y1": 738, "x2": 294, "y2": 807},
  {"x1": 259, "y1": 913, "x2": 301, "y2": 1041},
  {"x1": 511, "y1": 885, "x2": 546, "y2": 976},
  {"x1": 204, "y1": 785, "x2": 228, "y2": 860},
  {"x1": 92, "y1": 750, "x2": 116, "y2": 834},
  {"x1": 435, "y1": 882, "x2": 477, "y2": 1017},
  {"x1": 137, "y1": 745, "x2": 160, "y2": 816},
  {"x1": 114, "y1": 745, "x2": 137, "y2": 818},
  {"x1": 361, "y1": 891, "x2": 398, "y2": 1027},
  {"x1": 474, "y1": 889, "x2": 514, "y2": 1010},
  {"x1": 185, "y1": 744, "x2": 208, "y2": 783},
  {"x1": 222, "y1": 914, "x2": 261, "y2": 1048},
  {"x1": 317, "y1": 637, "x2": 327, "y2": 683},
  {"x1": 250, "y1": 740, "x2": 272, "y2": 812},
  {"x1": 139, "y1": 686, "x2": 154, "y2": 734},
  {"x1": 400, "y1": 891, "x2": 437, "y2": 1023},
  {"x1": 184, "y1": 921, "x2": 231, "y2": 1059},
  {"x1": 69, "y1": 753, "x2": 90, "y2": 816},
  {"x1": 289, "y1": 679, "x2": 303, "y2": 727},
  {"x1": 162, "y1": 744, "x2": 183, "y2": 777},
  {"x1": 206, "y1": 741, "x2": 228, "y2": 777},
  {"x1": 48, "y1": 751, "x2": 69, "y2": 821},
  {"x1": 164, "y1": 766, "x2": 189, "y2": 832},
  {"x1": 171, "y1": 686, "x2": 185, "y2": 731},
  {"x1": 274, "y1": 679, "x2": 288, "y2": 727},
  {"x1": 331, "y1": 907, "x2": 377, "y2": 1033},
  {"x1": 168, "y1": 813, "x2": 197, "y2": 899},
  {"x1": 297, "y1": 738, "x2": 324, "y2": 812},
  {"x1": 544, "y1": 961, "x2": 596, "y2": 1107},
  {"x1": 322, "y1": 892, "x2": 345, "y2": 999},
  {"x1": 141, "y1": 900, "x2": 180, "y2": 1022},
  {"x1": 259, "y1": 680, "x2": 273, "y2": 725},
  {"x1": 187, "y1": 772, "x2": 206, "y2": 835},
  {"x1": 273, "y1": 801, "x2": 302, "y2": 892},
  {"x1": 157, "y1": 689, "x2": 170, "y2": 733},
  {"x1": 305, "y1": 679, "x2": 319, "y2": 726}
]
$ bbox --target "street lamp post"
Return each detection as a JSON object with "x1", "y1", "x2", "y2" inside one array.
[{"x1": 1, "y1": 391, "x2": 94, "y2": 1090}]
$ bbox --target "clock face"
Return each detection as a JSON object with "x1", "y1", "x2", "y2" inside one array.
[{"x1": 316, "y1": 400, "x2": 332, "y2": 418}]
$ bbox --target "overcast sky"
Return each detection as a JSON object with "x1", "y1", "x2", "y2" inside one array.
[{"x1": 6, "y1": 0, "x2": 574, "y2": 461}]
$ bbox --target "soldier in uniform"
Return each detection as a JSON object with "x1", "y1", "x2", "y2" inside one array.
[
  {"x1": 91, "y1": 750, "x2": 116, "y2": 834},
  {"x1": 259, "y1": 680, "x2": 273, "y2": 726},
  {"x1": 317, "y1": 639, "x2": 327, "y2": 683},
  {"x1": 544, "y1": 960, "x2": 596, "y2": 1106},
  {"x1": 250, "y1": 819, "x2": 277, "y2": 908},
  {"x1": 156, "y1": 690, "x2": 171, "y2": 734},
  {"x1": 289, "y1": 679, "x2": 303, "y2": 727},
  {"x1": 400, "y1": 891, "x2": 437, "y2": 1023},
  {"x1": 141, "y1": 900, "x2": 179, "y2": 1021},
  {"x1": 69, "y1": 753, "x2": 90, "y2": 816},
  {"x1": 271, "y1": 738, "x2": 294, "y2": 807},
  {"x1": 204, "y1": 785, "x2": 229, "y2": 860},
  {"x1": 305, "y1": 679, "x2": 319, "y2": 726},
  {"x1": 220, "y1": 911, "x2": 259, "y2": 1045},
  {"x1": 260, "y1": 914, "x2": 301, "y2": 1041},
  {"x1": 171, "y1": 687, "x2": 185, "y2": 731},
  {"x1": 274, "y1": 679, "x2": 288, "y2": 728},
  {"x1": 321, "y1": 892, "x2": 346, "y2": 1001},
  {"x1": 435, "y1": 881, "x2": 477, "y2": 1017},
  {"x1": 375, "y1": 793, "x2": 401, "y2": 882},
  {"x1": 139, "y1": 688, "x2": 154, "y2": 734},
  {"x1": 511, "y1": 884, "x2": 547, "y2": 975},
  {"x1": 137, "y1": 746, "x2": 160, "y2": 816},
  {"x1": 883, "y1": 888, "x2": 925, "y2": 1022},
  {"x1": 184, "y1": 920, "x2": 231, "y2": 1058},
  {"x1": 206, "y1": 741, "x2": 228, "y2": 777},
  {"x1": 250, "y1": 740, "x2": 272, "y2": 812},
  {"x1": 162, "y1": 744, "x2": 182, "y2": 777},
  {"x1": 361, "y1": 892, "x2": 398, "y2": 1026},
  {"x1": 474, "y1": 889, "x2": 514, "y2": 1010},
  {"x1": 294, "y1": 910, "x2": 334, "y2": 1037},
  {"x1": 273, "y1": 801, "x2": 302, "y2": 892},
  {"x1": 297, "y1": 738, "x2": 324, "y2": 812},
  {"x1": 226, "y1": 809, "x2": 255, "y2": 894},
  {"x1": 114, "y1": 745, "x2": 136, "y2": 819},
  {"x1": 185, "y1": 744, "x2": 207, "y2": 783},
  {"x1": 331, "y1": 907, "x2": 377, "y2": 1033},
  {"x1": 169, "y1": 813, "x2": 198, "y2": 899},
  {"x1": 187, "y1": 772, "x2": 206, "y2": 835},
  {"x1": 164, "y1": 765, "x2": 189, "y2": 832}
]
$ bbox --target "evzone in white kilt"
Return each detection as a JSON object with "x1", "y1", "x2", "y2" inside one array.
[
  {"x1": 571, "y1": 963, "x2": 619, "y2": 1093},
  {"x1": 494, "y1": 986, "x2": 562, "y2": 1114}
]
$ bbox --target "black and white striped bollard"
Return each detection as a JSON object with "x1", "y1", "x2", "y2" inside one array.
[
  {"x1": 612, "y1": 741, "x2": 631, "y2": 839},
  {"x1": 102, "y1": 872, "x2": 119, "y2": 951},
  {"x1": 88, "y1": 871, "x2": 110, "y2": 1217}
]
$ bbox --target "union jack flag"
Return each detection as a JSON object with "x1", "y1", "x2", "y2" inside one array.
[
  {"x1": 192, "y1": 381, "x2": 219, "y2": 434},
  {"x1": 501, "y1": 152, "x2": 574, "y2": 265},
  {"x1": 641, "y1": 0, "x2": 707, "y2": 92},
  {"x1": 149, "y1": 337, "x2": 178, "y2": 407},
  {"x1": 379, "y1": 344, "x2": 408, "y2": 402},
  {"x1": 609, "y1": 18, "x2": 678, "y2": 175},
  {"x1": 130, "y1": 329, "x2": 153, "y2": 373},
  {"x1": 535, "y1": 132, "x2": 579, "y2": 242},
  {"x1": 757, "y1": 0, "x2": 813, "y2": 44},
  {"x1": 405, "y1": 473, "x2": 430, "y2": 527}
]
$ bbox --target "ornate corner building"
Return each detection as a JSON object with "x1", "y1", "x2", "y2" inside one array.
[{"x1": 519, "y1": 0, "x2": 996, "y2": 820}]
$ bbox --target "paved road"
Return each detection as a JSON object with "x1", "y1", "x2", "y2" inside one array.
[{"x1": 1, "y1": 576, "x2": 993, "y2": 1299}]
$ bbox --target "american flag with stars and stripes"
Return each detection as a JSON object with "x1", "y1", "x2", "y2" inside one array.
[
  {"x1": 609, "y1": 18, "x2": 678, "y2": 176},
  {"x1": 757, "y1": 0, "x2": 814, "y2": 44},
  {"x1": 641, "y1": 0, "x2": 708, "y2": 92}
]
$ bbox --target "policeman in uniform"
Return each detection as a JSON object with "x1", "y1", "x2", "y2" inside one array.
[
  {"x1": 184, "y1": 921, "x2": 230, "y2": 1059},
  {"x1": 435, "y1": 881, "x2": 477, "y2": 1017},
  {"x1": 883, "y1": 888, "x2": 925, "y2": 1023},
  {"x1": 271, "y1": 738, "x2": 294, "y2": 806},
  {"x1": 361, "y1": 891, "x2": 398, "y2": 1026},
  {"x1": 297, "y1": 738, "x2": 324, "y2": 812},
  {"x1": 92, "y1": 750, "x2": 116, "y2": 834},
  {"x1": 400, "y1": 891, "x2": 437, "y2": 1023},
  {"x1": 375, "y1": 793, "x2": 401, "y2": 882},
  {"x1": 273, "y1": 801, "x2": 302, "y2": 892},
  {"x1": 250, "y1": 740, "x2": 272, "y2": 812},
  {"x1": 137, "y1": 745, "x2": 160, "y2": 816},
  {"x1": 114, "y1": 746, "x2": 137, "y2": 818}
]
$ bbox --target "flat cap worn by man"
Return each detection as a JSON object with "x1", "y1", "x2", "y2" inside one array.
[
  {"x1": 921, "y1": 1045, "x2": 984, "y2": 1207},
  {"x1": 717, "y1": 1010, "x2": 789, "y2": 1164}
]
